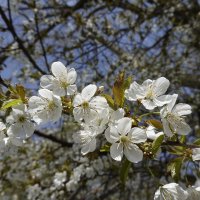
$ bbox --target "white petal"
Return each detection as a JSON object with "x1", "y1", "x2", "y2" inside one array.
[
  {"x1": 141, "y1": 99, "x2": 156, "y2": 110},
  {"x1": 174, "y1": 121, "x2": 191, "y2": 135},
  {"x1": 172, "y1": 103, "x2": 192, "y2": 116},
  {"x1": 110, "y1": 143, "x2": 123, "y2": 161},
  {"x1": 105, "y1": 127, "x2": 120, "y2": 143},
  {"x1": 128, "y1": 127, "x2": 147, "y2": 143},
  {"x1": 28, "y1": 96, "x2": 45, "y2": 111},
  {"x1": 110, "y1": 108, "x2": 125, "y2": 122},
  {"x1": 51, "y1": 61, "x2": 68, "y2": 79},
  {"x1": 89, "y1": 96, "x2": 108, "y2": 111},
  {"x1": 125, "y1": 81, "x2": 145, "y2": 101},
  {"x1": 67, "y1": 68, "x2": 77, "y2": 84},
  {"x1": 153, "y1": 95, "x2": 173, "y2": 106},
  {"x1": 162, "y1": 118, "x2": 173, "y2": 137},
  {"x1": 67, "y1": 84, "x2": 77, "y2": 95},
  {"x1": 167, "y1": 94, "x2": 178, "y2": 112},
  {"x1": 40, "y1": 75, "x2": 55, "y2": 90},
  {"x1": 22, "y1": 121, "x2": 35, "y2": 137},
  {"x1": 142, "y1": 79, "x2": 153, "y2": 87},
  {"x1": 52, "y1": 79, "x2": 66, "y2": 96},
  {"x1": 153, "y1": 77, "x2": 170, "y2": 96},
  {"x1": 73, "y1": 107, "x2": 84, "y2": 122},
  {"x1": 124, "y1": 143, "x2": 143, "y2": 163},
  {"x1": 192, "y1": 148, "x2": 200, "y2": 161},
  {"x1": 38, "y1": 89, "x2": 53, "y2": 100},
  {"x1": 0, "y1": 122, "x2": 6, "y2": 132},
  {"x1": 81, "y1": 138, "x2": 96, "y2": 155},
  {"x1": 81, "y1": 84, "x2": 97, "y2": 101},
  {"x1": 73, "y1": 94, "x2": 83, "y2": 107},
  {"x1": 117, "y1": 117, "x2": 132, "y2": 135}
]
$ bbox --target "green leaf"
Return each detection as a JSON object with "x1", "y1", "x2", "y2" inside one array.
[
  {"x1": 16, "y1": 85, "x2": 26, "y2": 102},
  {"x1": 1, "y1": 99, "x2": 22, "y2": 110},
  {"x1": 146, "y1": 119, "x2": 163, "y2": 130},
  {"x1": 112, "y1": 71, "x2": 125, "y2": 108},
  {"x1": 193, "y1": 139, "x2": 200, "y2": 146},
  {"x1": 124, "y1": 76, "x2": 132, "y2": 90},
  {"x1": 179, "y1": 135, "x2": 186, "y2": 144},
  {"x1": 167, "y1": 146, "x2": 186, "y2": 156},
  {"x1": 167, "y1": 157, "x2": 183, "y2": 181},
  {"x1": 152, "y1": 134, "x2": 164, "y2": 154},
  {"x1": 101, "y1": 94, "x2": 115, "y2": 109},
  {"x1": 120, "y1": 158, "x2": 131, "y2": 184}
]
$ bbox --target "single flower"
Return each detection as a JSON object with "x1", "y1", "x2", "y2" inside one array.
[
  {"x1": 28, "y1": 89, "x2": 62, "y2": 124},
  {"x1": 40, "y1": 61, "x2": 77, "y2": 96},
  {"x1": 73, "y1": 84, "x2": 109, "y2": 122},
  {"x1": 125, "y1": 77, "x2": 172, "y2": 110},
  {"x1": 154, "y1": 183, "x2": 188, "y2": 200},
  {"x1": 160, "y1": 94, "x2": 192, "y2": 136},
  {"x1": 105, "y1": 117, "x2": 147, "y2": 163},
  {"x1": 6, "y1": 104, "x2": 35, "y2": 140}
]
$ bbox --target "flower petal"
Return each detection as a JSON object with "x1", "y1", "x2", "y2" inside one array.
[
  {"x1": 167, "y1": 94, "x2": 178, "y2": 112},
  {"x1": 89, "y1": 96, "x2": 108, "y2": 111},
  {"x1": 38, "y1": 89, "x2": 53, "y2": 100},
  {"x1": 51, "y1": 61, "x2": 68, "y2": 79},
  {"x1": 192, "y1": 148, "x2": 200, "y2": 161},
  {"x1": 67, "y1": 84, "x2": 77, "y2": 95},
  {"x1": 153, "y1": 95, "x2": 172, "y2": 106},
  {"x1": 110, "y1": 143, "x2": 123, "y2": 161},
  {"x1": 67, "y1": 68, "x2": 77, "y2": 84},
  {"x1": 117, "y1": 117, "x2": 132, "y2": 135},
  {"x1": 0, "y1": 122, "x2": 6, "y2": 132},
  {"x1": 81, "y1": 138, "x2": 96, "y2": 155},
  {"x1": 81, "y1": 84, "x2": 97, "y2": 101},
  {"x1": 105, "y1": 126, "x2": 120, "y2": 143},
  {"x1": 172, "y1": 103, "x2": 192, "y2": 116},
  {"x1": 153, "y1": 77, "x2": 170, "y2": 96},
  {"x1": 128, "y1": 127, "x2": 147, "y2": 143},
  {"x1": 141, "y1": 99, "x2": 156, "y2": 110},
  {"x1": 73, "y1": 94, "x2": 83, "y2": 107},
  {"x1": 124, "y1": 143, "x2": 143, "y2": 163},
  {"x1": 40, "y1": 75, "x2": 55, "y2": 90},
  {"x1": 162, "y1": 118, "x2": 173, "y2": 137}
]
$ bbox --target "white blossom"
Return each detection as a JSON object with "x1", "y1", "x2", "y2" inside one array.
[
  {"x1": 125, "y1": 77, "x2": 172, "y2": 110},
  {"x1": 146, "y1": 125, "x2": 164, "y2": 140},
  {"x1": 192, "y1": 148, "x2": 200, "y2": 161},
  {"x1": 186, "y1": 186, "x2": 200, "y2": 200},
  {"x1": 154, "y1": 183, "x2": 188, "y2": 200},
  {"x1": 73, "y1": 125, "x2": 98, "y2": 155},
  {"x1": 105, "y1": 117, "x2": 147, "y2": 163},
  {"x1": 73, "y1": 84, "x2": 109, "y2": 122},
  {"x1": 6, "y1": 104, "x2": 35, "y2": 140},
  {"x1": 40, "y1": 61, "x2": 77, "y2": 96},
  {"x1": 160, "y1": 94, "x2": 192, "y2": 136},
  {"x1": 28, "y1": 89, "x2": 62, "y2": 124}
]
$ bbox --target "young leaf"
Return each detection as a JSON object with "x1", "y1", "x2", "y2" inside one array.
[
  {"x1": 193, "y1": 139, "x2": 200, "y2": 146},
  {"x1": 113, "y1": 71, "x2": 125, "y2": 108},
  {"x1": 101, "y1": 94, "x2": 115, "y2": 109},
  {"x1": 167, "y1": 157, "x2": 183, "y2": 181},
  {"x1": 16, "y1": 85, "x2": 26, "y2": 102},
  {"x1": 152, "y1": 134, "x2": 164, "y2": 154},
  {"x1": 1, "y1": 99, "x2": 22, "y2": 110},
  {"x1": 146, "y1": 119, "x2": 163, "y2": 130}
]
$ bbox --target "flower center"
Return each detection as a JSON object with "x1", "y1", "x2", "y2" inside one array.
[
  {"x1": 18, "y1": 115, "x2": 26, "y2": 123},
  {"x1": 60, "y1": 81, "x2": 69, "y2": 89},
  {"x1": 120, "y1": 135, "x2": 129, "y2": 144},
  {"x1": 82, "y1": 101, "x2": 89, "y2": 109},
  {"x1": 48, "y1": 101, "x2": 56, "y2": 110},
  {"x1": 166, "y1": 113, "x2": 183, "y2": 128},
  {"x1": 146, "y1": 87, "x2": 155, "y2": 99}
]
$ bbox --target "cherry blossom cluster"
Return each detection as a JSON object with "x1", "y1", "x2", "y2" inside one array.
[{"x1": 0, "y1": 61, "x2": 200, "y2": 199}]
